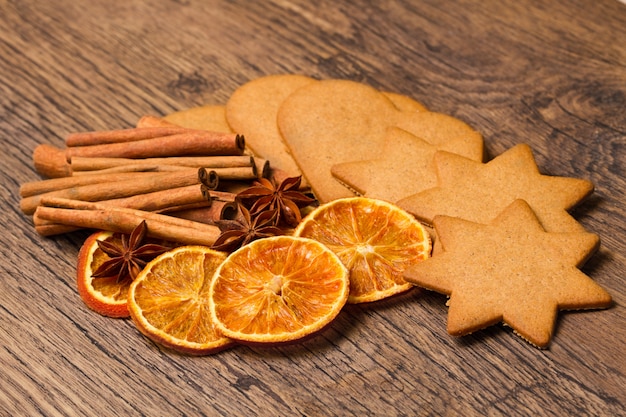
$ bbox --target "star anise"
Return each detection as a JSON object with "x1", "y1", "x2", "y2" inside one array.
[
  {"x1": 211, "y1": 204, "x2": 283, "y2": 253},
  {"x1": 236, "y1": 176, "x2": 317, "y2": 228},
  {"x1": 92, "y1": 221, "x2": 170, "y2": 282}
]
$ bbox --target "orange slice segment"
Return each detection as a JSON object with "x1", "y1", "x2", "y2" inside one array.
[
  {"x1": 76, "y1": 231, "x2": 130, "y2": 318},
  {"x1": 127, "y1": 246, "x2": 234, "y2": 355},
  {"x1": 209, "y1": 236, "x2": 349, "y2": 344},
  {"x1": 294, "y1": 197, "x2": 432, "y2": 303}
]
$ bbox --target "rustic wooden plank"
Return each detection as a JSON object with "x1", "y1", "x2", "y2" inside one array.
[{"x1": 1, "y1": 0, "x2": 624, "y2": 415}]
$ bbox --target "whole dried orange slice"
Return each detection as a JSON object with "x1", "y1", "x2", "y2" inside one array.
[
  {"x1": 127, "y1": 246, "x2": 234, "y2": 355},
  {"x1": 294, "y1": 197, "x2": 431, "y2": 303},
  {"x1": 209, "y1": 236, "x2": 349, "y2": 344},
  {"x1": 76, "y1": 231, "x2": 130, "y2": 318}
]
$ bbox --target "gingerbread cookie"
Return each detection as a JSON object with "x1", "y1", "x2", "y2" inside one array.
[
  {"x1": 394, "y1": 111, "x2": 484, "y2": 160},
  {"x1": 382, "y1": 92, "x2": 429, "y2": 112},
  {"x1": 277, "y1": 79, "x2": 484, "y2": 203},
  {"x1": 397, "y1": 143, "x2": 593, "y2": 232},
  {"x1": 277, "y1": 79, "x2": 400, "y2": 202},
  {"x1": 164, "y1": 105, "x2": 232, "y2": 133},
  {"x1": 331, "y1": 123, "x2": 485, "y2": 203},
  {"x1": 403, "y1": 199, "x2": 612, "y2": 348},
  {"x1": 225, "y1": 74, "x2": 317, "y2": 178},
  {"x1": 331, "y1": 127, "x2": 436, "y2": 202}
]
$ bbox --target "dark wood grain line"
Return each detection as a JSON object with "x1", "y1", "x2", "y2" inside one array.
[{"x1": 2, "y1": 347, "x2": 52, "y2": 416}]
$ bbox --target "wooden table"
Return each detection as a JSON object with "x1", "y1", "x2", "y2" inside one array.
[{"x1": 2, "y1": 1, "x2": 625, "y2": 415}]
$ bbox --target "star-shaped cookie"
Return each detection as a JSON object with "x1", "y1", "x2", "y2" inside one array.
[
  {"x1": 331, "y1": 126, "x2": 484, "y2": 203},
  {"x1": 397, "y1": 143, "x2": 594, "y2": 232},
  {"x1": 403, "y1": 199, "x2": 612, "y2": 348}
]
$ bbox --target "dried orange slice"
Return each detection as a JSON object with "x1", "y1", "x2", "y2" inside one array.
[
  {"x1": 209, "y1": 236, "x2": 349, "y2": 344},
  {"x1": 294, "y1": 197, "x2": 431, "y2": 303},
  {"x1": 127, "y1": 246, "x2": 234, "y2": 355},
  {"x1": 76, "y1": 231, "x2": 130, "y2": 318}
]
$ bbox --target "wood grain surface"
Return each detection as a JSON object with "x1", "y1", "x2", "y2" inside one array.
[{"x1": 1, "y1": 0, "x2": 625, "y2": 415}]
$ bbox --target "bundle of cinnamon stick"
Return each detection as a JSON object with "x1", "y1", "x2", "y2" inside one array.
[{"x1": 20, "y1": 116, "x2": 274, "y2": 246}]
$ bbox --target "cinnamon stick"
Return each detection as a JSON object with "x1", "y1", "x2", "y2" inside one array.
[
  {"x1": 166, "y1": 189, "x2": 238, "y2": 224},
  {"x1": 101, "y1": 184, "x2": 208, "y2": 212},
  {"x1": 254, "y1": 158, "x2": 271, "y2": 179},
  {"x1": 20, "y1": 169, "x2": 204, "y2": 215},
  {"x1": 71, "y1": 165, "x2": 164, "y2": 175},
  {"x1": 70, "y1": 155, "x2": 255, "y2": 172},
  {"x1": 65, "y1": 131, "x2": 245, "y2": 160},
  {"x1": 65, "y1": 126, "x2": 189, "y2": 147},
  {"x1": 198, "y1": 168, "x2": 220, "y2": 189},
  {"x1": 35, "y1": 197, "x2": 220, "y2": 245},
  {"x1": 214, "y1": 166, "x2": 257, "y2": 180},
  {"x1": 32, "y1": 211, "x2": 81, "y2": 235},
  {"x1": 33, "y1": 144, "x2": 72, "y2": 178},
  {"x1": 72, "y1": 164, "x2": 257, "y2": 180},
  {"x1": 216, "y1": 181, "x2": 256, "y2": 194},
  {"x1": 204, "y1": 189, "x2": 237, "y2": 203},
  {"x1": 155, "y1": 201, "x2": 213, "y2": 214},
  {"x1": 20, "y1": 171, "x2": 160, "y2": 197},
  {"x1": 168, "y1": 201, "x2": 239, "y2": 225}
]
